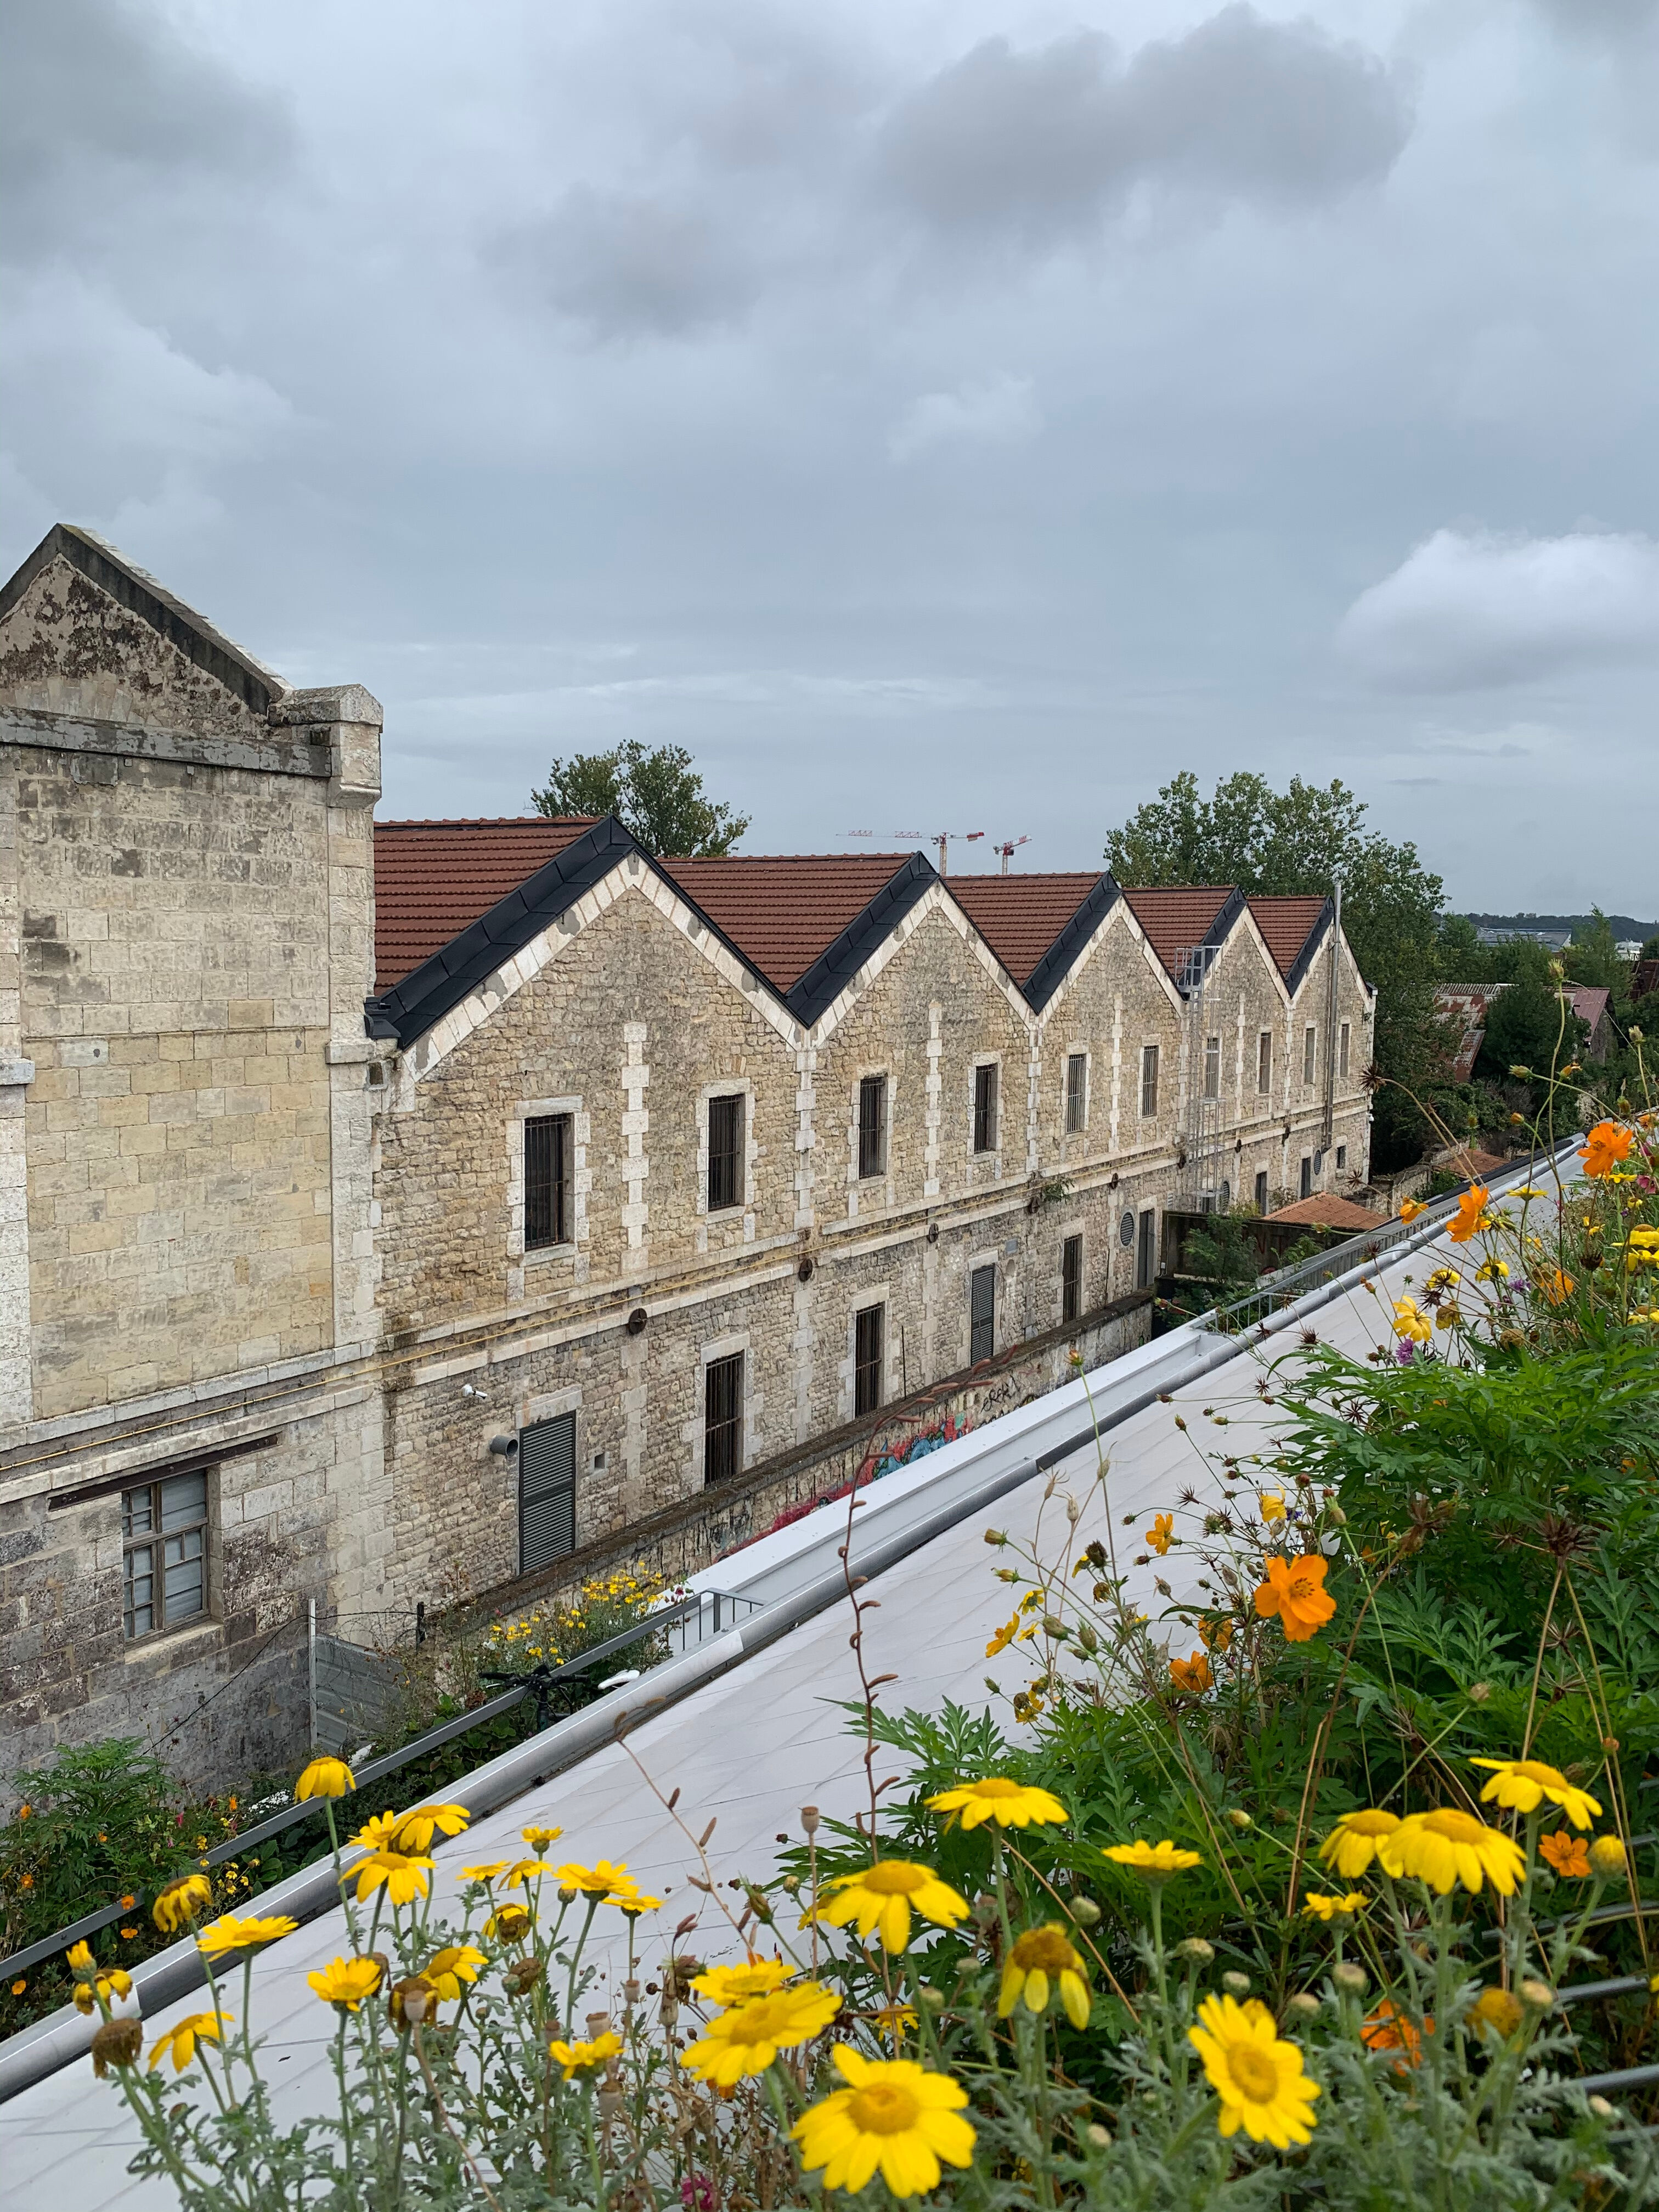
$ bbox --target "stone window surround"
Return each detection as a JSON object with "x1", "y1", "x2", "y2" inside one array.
[
  {"x1": 697, "y1": 1327, "x2": 754, "y2": 1486},
  {"x1": 506, "y1": 1093, "x2": 587, "y2": 1267},
  {"x1": 963, "y1": 1242, "x2": 1001, "y2": 1363},
  {"x1": 697, "y1": 1077, "x2": 758, "y2": 1224},
  {"x1": 969, "y1": 1053, "x2": 1002, "y2": 1161},
  {"x1": 849, "y1": 1065, "x2": 893, "y2": 1188},
  {"x1": 1138, "y1": 1040, "x2": 1160, "y2": 1119}
]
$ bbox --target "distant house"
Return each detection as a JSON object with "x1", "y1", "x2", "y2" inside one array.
[
  {"x1": 1475, "y1": 925, "x2": 1572, "y2": 951},
  {"x1": 1437, "y1": 984, "x2": 1500, "y2": 1082},
  {"x1": 1564, "y1": 985, "x2": 1612, "y2": 1062},
  {"x1": 1634, "y1": 960, "x2": 1659, "y2": 1003},
  {"x1": 1616, "y1": 939, "x2": 1645, "y2": 962}
]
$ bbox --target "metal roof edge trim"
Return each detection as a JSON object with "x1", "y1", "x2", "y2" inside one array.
[
  {"x1": 1280, "y1": 896, "x2": 1336, "y2": 996},
  {"x1": 785, "y1": 853, "x2": 937, "y2": 1025}
]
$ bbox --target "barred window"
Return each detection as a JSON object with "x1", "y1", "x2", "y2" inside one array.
[
  {"x1": 1139, "y1": 1043, "x2": 1160, "y2": 1119},
  {"x1": 704, "y1": 1352, "x2": 744, "y2": 1482},
  {"x1": 857, "y1": 1075, "x2": 888, "y2": 1180},
  {"x1": 1064, "y1": 1053, "x2": 1087, "y2": 1135},
  {"x1": 708, "y1": 1094, "x2": 745, "y2": 1211},
  {"x1": 122, "y1": 1471, "x2": 208, "y2": 1641},
  {"x1": 973, "y1": 1064, "x2": 998, "y2": 1154},
  {"x1": 1204, "y1": 1035, "x2": 1221, "y2": 1101},
  {"x1": 1254, "y1": 1170, "x2": 1269, "y2": 1214},
  {"x1": 1257, "y1": 1031, "x2": 1273, "y2": 1096},
  {"x1": 524, "y1": 1114, "x2": 571, "y2": 1250}
]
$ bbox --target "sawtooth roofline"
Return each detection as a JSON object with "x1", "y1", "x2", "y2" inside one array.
[{"x1": 362, "y1": 827, "x2": 1351, "y2": 1051}]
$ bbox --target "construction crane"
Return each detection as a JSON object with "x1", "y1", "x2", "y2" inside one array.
[
  {"x1": 992, "y1": 837, "x2": 1030, "y2": 874},
  {"x1": 840, "y1": 830, "x2": 985, "y2": 875}
]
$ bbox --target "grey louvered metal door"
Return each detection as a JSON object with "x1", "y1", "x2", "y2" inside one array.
[{"x1": 519, "y1": 1414, "x2": 576, "y2": 1573}]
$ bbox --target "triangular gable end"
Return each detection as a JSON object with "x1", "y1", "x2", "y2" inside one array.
[{"x1": 0, "y1": 523, "x2": 289, "y2": 738}]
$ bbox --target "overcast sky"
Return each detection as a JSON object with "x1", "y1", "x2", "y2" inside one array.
[{"x1": 4, "y1": 0, "x2": 1656, "y2": 914}]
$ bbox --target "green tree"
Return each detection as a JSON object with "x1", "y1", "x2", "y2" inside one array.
[
  {"x1": 532, "y1": 740, "x2": 750, "y2": 856},
  {"x1": 1475, "y1": 943, "x2": 1576, "y2": 1092},
  {"x1": 1564, "y1": 906, "x2": 1620, "y2": 991},
  {"x1": 1103, "y1": 772, "x2": 1447, "y2": 1168}
]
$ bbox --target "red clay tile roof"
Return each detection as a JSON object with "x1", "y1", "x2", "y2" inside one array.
[
  {"x1": 948, "y1": 874, "x2": 1103, "y2": 984},
  {"x1": 656, "y1": 855, "x2": 915, "y2": 991},
  {"x1": 1267, "y1": 1194, "x2": 1384, "y2": 1231},
  {"x1": 1246, "y1": 896, "x2": 1330, "y2": 979},
  {"x1": 374, "y1": 817, "x2": 598, "y2": 987},
  {"x1": 1121, "y1": 888, "x2": 1233, "y2": 974}
]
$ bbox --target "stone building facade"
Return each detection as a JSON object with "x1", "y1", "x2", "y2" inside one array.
[{"x1": 0, "y1": 528, "x2": 1375, "y2": 1790}]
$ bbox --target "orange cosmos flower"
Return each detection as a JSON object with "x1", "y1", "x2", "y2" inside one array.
[
  {"x1": 1362, "y1": 1999, "x2": 1429, "y2": 2072},
  {"x1": 1253, "y1": 1554, "x2": 1336, "y2": 1643},
  {"x1": 1580, "y1": 1121, "x2": 1634, "y2": 1180},
  {"x1": 1200, "y1": 1614, "x2": 1235, "y2": 1654},
  {"x1": 1538, "y1": 1831, "x2": 1590, "y2": 1879},
  {"x1": 1169, "y1": 1651, "x2": 1212, "y2": 1696},
  {"x1": 1446, "y1": 1186, "x2": 1492, "y2": 1244},
  {"x1": 1537, "y1": 1268, "x2": 1575, "y2": 1307},
  {"x1": 1146, "y1": 1513, "x2": 1173, "y2": 1556},
  {"x1": 1400, "y1": 1198, "x2": 1426, "y2": 1223}
]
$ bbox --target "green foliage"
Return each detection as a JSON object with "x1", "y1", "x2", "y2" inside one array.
[
  {"x1": 1476, "y1": 961, "x2": 1577, "y2": 1093},
  {"x1": 1102, "y1": 770, "x2": 1447, "y2": 1170},
  {"x1": 0, "y1": 1739, "x2": 188, "y2": 1964},
  {"x1": 1564, "y1": 909, "x2": 1622, "y2": 991},
  {"x1": 531, "y1": 738, "x2": 749, "y2": 856}
]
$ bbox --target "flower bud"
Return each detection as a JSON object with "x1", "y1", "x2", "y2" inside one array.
[
  {"x1": 1222, "y1": 1972, "x2": 1251, "y2": 1996},
  {"x1": 504, "y1": 1956, "x2": 545, "y2": 1997},
  {"x1": 1065, "y1": 1495, "x2": 1082, "y2": 1525},
  {"x1": 1519, "y1": 1979, "x2": 1555, "y2": 2012},
  {"x1": 918, "y1": 1986, "x2": 947, "y2": 2012},
  {"x1": 1466, "y1": 1681, "x2": 1491, "y2": 1703},
  {"x1": 800, "y1": 1805, "x2": 820, "y2": 1837},
  {"x1": 1042, "y1": 1616, "x2": 1069, "y2": 1641},
  {"x1": 1589, "y1": 2095, "x2": 1616, "y2": 2119},
  {"x1": 1589, "y1": 1835, "x2": 1628, "y2": 1882},
  {"x1": 1286, "y1": 1993, "x2": 1320, "y2": 2019},
  {"x1": 1226, "y1": 1809, "x2": 1252, "y2": 1830},
  {"x1": 1175, "y1": 1937, "x2": 1214, "y2": 1965},
  {"x1": 1324, "y1": 1503, "x2": 1347, "y2": 1527},
  {"x1": 1472, "y1": 1987, "x2": 1522, "y2": 2040},
  {"x1": 1510, "y1": 1064, "x2": 1531, "y2": 1079},
  {"x1": 90, "y1": 2018, "x2": 143, "y2": 2076},
  {"x1": 1332, "y1": 1962, "x2": 1368, "y2": 1995},
  {"x1": 984, "y1": 1530, "x2": 1008, "y2": 1547},
  {"x1": 1068, "y1": 1897, "x2": 1102, "y2": 1927},
  {"x1": 1084, "y1": 2124, "x2": 1113, "y2": 2149}
]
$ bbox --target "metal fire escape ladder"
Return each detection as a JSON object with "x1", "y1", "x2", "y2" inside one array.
[{"x1": 1176, "y1": 942, "x2": 1224, "y2": 1212}]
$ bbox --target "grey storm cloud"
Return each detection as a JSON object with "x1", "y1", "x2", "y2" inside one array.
[
  {"x1": 501, "y1": 185, "x2": 763, "y2": 338},
  {"x1": 0, "y1": 0, "x2": 289, "y2": 233},
  {"x1": 875, "y1": 5, "x2": 1412, "y2": 242}
]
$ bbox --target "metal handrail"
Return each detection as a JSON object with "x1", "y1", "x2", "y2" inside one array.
[{"x1": 0, "y1": 1588, "x2": 760, "y2": 1984}]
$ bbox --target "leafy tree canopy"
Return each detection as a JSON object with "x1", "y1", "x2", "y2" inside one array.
[
  {"x1": 1103, "y1": 772, "x2": 1448, "y2": 1166},
  {"x1": 532, "y1": 740, "x2": 750, "y2": 857}
]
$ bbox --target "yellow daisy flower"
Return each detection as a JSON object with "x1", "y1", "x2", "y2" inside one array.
[
  {"x1": 307, "y1": 1956, "x2": 385, "y2": 2010},
  {"x1": 195, "y1": 1913, "x2": 299, "y2": 1959},
  {"x1": 420, "y1": 1945, "x2": 487, "y2": 2002},
  {"x1": 791, "y1": 2047, "x2": 975, "y2": 2198},
  {"x1": 998, "y1": 1925, "x2": 1091, "y2": 2029},
  {"x1": 1379, "y1": 1809, "x2": 1525, "y2": 1895},
  {"x1": 817, "y1": 1861, "x2": 970, "y2": 1952},
  {"x1": 550, "y1": 2030, "x2": 622, "y2": 2079},
  {"x1": 1188, "y1": 1994, "x2": 1320, "y2": 2148},
  {"x1": 925, "y1": 1778, "x2": 1070, "y2": 1830},
  {"x1": 392, "y1": 1804, "x2": 471, "y2": 1852},
  {"x1": 555, "y1": 1859, "x2": 637, "y2": 1896},
  {"x1": 1103, "y1": 1839, "x2": 1202, "y2": 1881},
  {"x1": 1469, "y1": 1758, "x2": 1602, "y2": 1831},
  {"x1": 348, "y1": 1812, "x2": 404, "y2": 1853},
  {"x1": 147, "y1": 2011, "x2": 230, "y2": 2073},
  {"x1": 151, "y1": 1873, "x2": 213, "y2": 1934},
  {"x1": 293, "y1": 1757, "x2": 356, "y2": 1802},
  {"x1": 521, "y1": 1824, "x2": 563, "y2": 1851},
  {"x1": 680, "y1": 1983, "x2": 840, "y2": 2087},
  {"x1": 691, "y1": 1955, "x2": 795, "y2": 2006},
  {"x1": 460, "y1": 1862, "x2": 512, "y2": 1883},
  {"x1": 342, "y1": 1850, "x2": 433, "y2": 1906},
  {"x1": 1316, "y1": 1809, "x2": 1401, "y2": 1880},
  {"x1": 1301, "y1": 1891, "x2": 1365, "y2": 1923}
]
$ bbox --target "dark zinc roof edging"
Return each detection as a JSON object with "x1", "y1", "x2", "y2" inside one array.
[
  {"x1": 1020, "y1": 873, "x2": 1121, "y2": 1011},
  {"x1": 782, "y1": 851, "x2": 937, "y2": 1025},
  {"x1": 1279, "y1": 898, "x2": 1335, "y2": 996}
]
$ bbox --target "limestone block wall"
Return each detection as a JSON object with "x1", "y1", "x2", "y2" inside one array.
[{"x1": 12, "y1": 745, "x2": 337, "y2": 1416}]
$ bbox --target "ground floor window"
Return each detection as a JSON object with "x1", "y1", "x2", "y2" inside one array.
[
  {"x1": 705, "y1": 1352, "x2": 744, "y2": 1482},
  {"x1": 1136, "y1": 1211, "x2": 1157, "y2": 1290},
  {"x1": 969, "y1": 1266, "x2": 995, "y2": 1363},
  {"x1": 854, "y1": 1304, "x2": 884, "y2": 1415},
  {"x1": 1254, "y1": 1170, "x2": 1269, "y2": 1213},
  {"x1": 122, "y1": 1469, "x2": 210, "y2": 1641},
  {"x1": 1300, "y1": 1155, "x2": 1313, "y2": 1199},
  {"x1": 520, "y1": 1414, "x2": 576, "y2": 1573},
  {"x1": 1062, "y1": 1234, "x2": 1083, "y2": 1324}
]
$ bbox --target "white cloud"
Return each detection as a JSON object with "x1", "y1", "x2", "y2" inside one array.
[
  {"x1": 1335, "y1": 527, "x2": 1659, "y2": 690},
  {"x1": 888, "y1": 373, "x2": 1041, "y2": 461}
]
